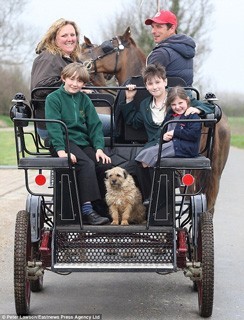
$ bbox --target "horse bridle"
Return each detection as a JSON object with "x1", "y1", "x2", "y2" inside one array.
[{"x1": 83, "y1": 36, "x2": 125, "y2": 75}]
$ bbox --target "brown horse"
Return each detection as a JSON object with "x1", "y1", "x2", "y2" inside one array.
[
  {"x1": 81, "y1": 28, "x2": 231, "y2": 214},
  {"x1": 81, "y1": 27, "x2": 146, "y2": 85},
  {"x1": 197, "y1": 113, "x2": 231, "y2": 213}
]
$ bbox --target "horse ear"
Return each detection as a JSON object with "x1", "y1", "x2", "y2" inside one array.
[
  {"x1": 84, "y1": 36, "x2": 92, "y2": 46},
  {"x1": 123, "y1": 27, "x2": 131, "y2": 39}
]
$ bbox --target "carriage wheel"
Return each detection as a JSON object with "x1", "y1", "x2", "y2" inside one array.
[
  {"x1": 196, "y1": 211, "x2": 214, "y2": 318},
  {"x1": 30, "y1": 242, "x2": 43, "y2": 292},
  {"x1": 14, "y1": 210, "x2": 31, "y2": 316}
]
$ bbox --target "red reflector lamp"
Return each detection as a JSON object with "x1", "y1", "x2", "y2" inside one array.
[
  {"x1": 35, "y1": 174, "x2": 46, "y2": 186},
  {"x1": 182, "y1": 173, "x2": 194, "y2": 186}
]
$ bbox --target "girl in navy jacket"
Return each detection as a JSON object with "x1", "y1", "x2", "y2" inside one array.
[{"x1": 135, "y1": 86, "x2": 202, "y2": 167}]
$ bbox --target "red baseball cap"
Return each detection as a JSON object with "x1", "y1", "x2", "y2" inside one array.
[{"x1": 145, "y1": 10, "x2": 178, "y2": 27}]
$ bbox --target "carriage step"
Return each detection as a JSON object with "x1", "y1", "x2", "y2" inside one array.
[
  {"x1": 53, "y1": 229, "x2": 176, "y2": 271},
  {"x1": 53, "y1": 262, "x2": 175, "y2": 272}
]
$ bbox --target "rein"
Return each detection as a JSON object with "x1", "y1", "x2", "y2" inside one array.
[{"x1": 84, "y1": 36, "x2": 125, "y2": 75}]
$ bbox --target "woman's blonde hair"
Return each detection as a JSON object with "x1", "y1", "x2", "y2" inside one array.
[
  {"x1": 35, "y1": 18, "x2": 81, "y2": 61},
  {"x1": 61, "y1": 62, "x2": 90, "y2": 83}
]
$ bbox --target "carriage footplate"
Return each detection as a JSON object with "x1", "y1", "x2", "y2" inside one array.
[{"x1": 53, "y1": 227, "x2": 176, "y2": 272}]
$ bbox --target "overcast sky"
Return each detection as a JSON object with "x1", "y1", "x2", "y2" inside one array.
[{"x1": 22, "y1": 0, "x2": 244, "y2": 94}]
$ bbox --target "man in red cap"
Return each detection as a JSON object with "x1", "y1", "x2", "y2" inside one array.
[{"x1": 145, "y1": 10, "x2": 196, "y2": 86}]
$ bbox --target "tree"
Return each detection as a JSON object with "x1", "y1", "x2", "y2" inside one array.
[
  {"x1": 0, "y1": 0, "x2": 36, "y2": 115},
  {"x1": 0, "y1": 0, "x2": 36, "y2": 65},
  {"x1": 101, "y1": 0, "x2": 213, "y2": 87},
  {"x1": 0, "y1": 65, "x2": 30, "y2": 115}
]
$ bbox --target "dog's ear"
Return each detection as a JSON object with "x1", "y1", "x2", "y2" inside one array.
[
  {"x1": 105, "y1": 170, "x2": 110, "y2": 179},
  {"x1": 123, "y1": 169, "x2": 128, "y2": 179}
]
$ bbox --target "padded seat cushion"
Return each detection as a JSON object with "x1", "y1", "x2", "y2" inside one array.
[
  {"x1": 159, "y1": 156, "x2": 211, "y2": 169},
  {"x1": 19, "y1": 156, "x2": 69, "y2": 169}
]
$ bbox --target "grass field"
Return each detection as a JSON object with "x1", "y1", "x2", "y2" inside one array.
[
  {"x1": 0, "y1": 115, "x2": 243, "y2": 166},
  {"x1": 228, "y1": 117, "x2": 244, "y2": 149}
]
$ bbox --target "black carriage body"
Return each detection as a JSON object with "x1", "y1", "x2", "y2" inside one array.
[{"x1": 11, "y1": 82, "x2": 217, "y2": 317}]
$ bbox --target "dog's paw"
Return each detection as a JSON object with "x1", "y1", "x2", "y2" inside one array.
[
  {"x1": 111, "y1": 220, "x2": 119, "y2": 225},
  {"x1": 121, "y1": 220, "x2": 129, "y2": 226}
]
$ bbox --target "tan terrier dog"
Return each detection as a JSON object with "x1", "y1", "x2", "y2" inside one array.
[{"x1": 105, "y1": 167, "x2": 146, "y2": 225}]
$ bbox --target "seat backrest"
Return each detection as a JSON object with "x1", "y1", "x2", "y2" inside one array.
[
  {"x1": 123, "y1": 76, "x2": 150, "y2": 142},
  {"x1": 167, "y1": 77, "x2": 187, "y2": 87},
  {"x1": 86, "y1": 92, "x2": 115, "y2": 115},
  {"x1": 86, "y1": 92, "x2": 115, "y2": 145},
  {"x1": 31, "y1": 87, "x2": 59, "y2": 130},
  {"x1": 114, "y1": 76, "x2": 149, "y2": 143}
]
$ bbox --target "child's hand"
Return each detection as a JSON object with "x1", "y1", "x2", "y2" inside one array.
[
  {"x1": 163, "y1": 130, "x2": 174, "y2": 141},
  {"x1": 185, "y1": 107, "x2": 201, "y2": 115},
  {"x1": 57, "y1": 150, "x2": 77, "y2": 163},
  {"x1": 125, "y1": 84, "x2": 137, "y2": 103},
  {"x1": 96, "y1": 149, "x2": 111, "y2": 164}
]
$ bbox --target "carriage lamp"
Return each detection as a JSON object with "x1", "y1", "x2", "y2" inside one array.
[
  {"x1": 182, "y1": 173, "x2": 195, "y2": 186},
  {"x1": 35, "y1": 173, "x2": 46, "y2": 186}
]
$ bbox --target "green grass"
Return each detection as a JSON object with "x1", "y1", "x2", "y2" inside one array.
[
  {"x1": 0, "y1": 116, "x2": 244, "y2": 166},
  {"x1": 231, "y1": 136, "x2": 244, "y2": 149},
  {"x1": 228, "y1": 117, "x2": 244, "y2": 135},
  {"x1": 0, "y1": 130, "x2": 17, "y2": 165},
  {"x1": 228, "y1": 117, "x2": 244, "y2": 149},
  {"x1": 0, "y1": 114, "x2": 13, "y2": 127}
]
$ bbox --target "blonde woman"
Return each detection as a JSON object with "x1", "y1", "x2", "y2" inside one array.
[
  {"x1": 31, "y1": 18, "x2": 110, "y2": 138},
  {"x1": 31, "y1": 18, "x2": 81, "y2": 92}
]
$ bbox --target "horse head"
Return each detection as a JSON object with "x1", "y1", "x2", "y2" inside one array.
[
  {"x1": 80, "y1": 36, "x2": 108, "y2": 87},
  {"x1": 81, "y1": 27, "x2": 146, "y2": 85}
]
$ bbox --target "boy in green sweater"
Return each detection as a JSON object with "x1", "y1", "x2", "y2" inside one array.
[{"x1": 45, "y1": 62, "x2": 111, "y2": 225}]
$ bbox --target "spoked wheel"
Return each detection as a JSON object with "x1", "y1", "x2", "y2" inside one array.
[
  {"x1": 196, "y1": 211, "x2": 214, "y2": 318},
  {"x1": 14, "y1": 210, "x2": 31, "y2": 316}
]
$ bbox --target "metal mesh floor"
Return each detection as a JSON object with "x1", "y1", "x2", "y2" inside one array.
[{"x1": 54, "y1": 231, "x2": 175, "y2": 268}]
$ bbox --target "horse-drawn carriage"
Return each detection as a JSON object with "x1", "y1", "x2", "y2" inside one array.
[{"x1": 10, "y1": 80, "x2": 223, "y2": 318}]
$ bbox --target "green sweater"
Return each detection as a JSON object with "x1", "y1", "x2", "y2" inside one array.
[{"x1": 45, "y1": 85, "x2": 105, "y2": 152}]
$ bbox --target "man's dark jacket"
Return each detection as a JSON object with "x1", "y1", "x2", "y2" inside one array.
[{"x1": 147, "y1": 34, "x2": 196, "y2": 86}]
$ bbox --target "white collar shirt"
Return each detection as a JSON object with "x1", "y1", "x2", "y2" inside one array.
[{"x1": 150, "y1": 99, "x2": 166, "y2": 126}]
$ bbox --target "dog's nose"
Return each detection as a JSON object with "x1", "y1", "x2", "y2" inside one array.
[{"x1": 111, "y1": 179, "x2": 117, "y2": 184}]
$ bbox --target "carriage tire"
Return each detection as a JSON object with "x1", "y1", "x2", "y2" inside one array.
[
  {"x1": 14, "y1": 210, "x2": 31, "y2": 316},
  {"x1": 197, "y1": 211, "x2": 214, "y2": 318}
]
